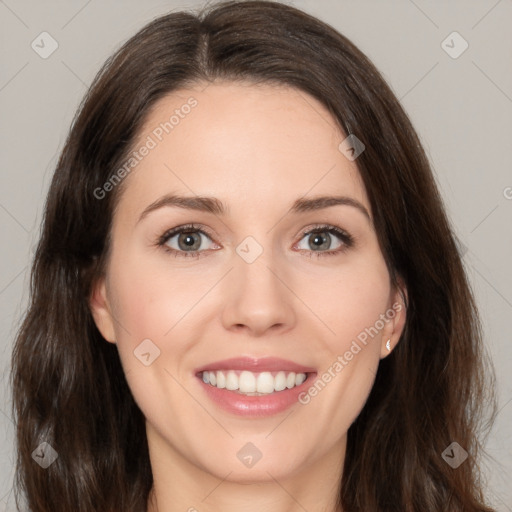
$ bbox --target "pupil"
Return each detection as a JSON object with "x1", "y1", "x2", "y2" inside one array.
[
  {"x1": 311, "y1": 233, "x2": 329, "y2": 250},
  {"x1": 180, "y1": 232, "x2": 199, "y2": 250}
]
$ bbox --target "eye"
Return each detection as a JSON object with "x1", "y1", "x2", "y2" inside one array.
[
  {"x1": 157, "y1": 223, "x2": 218, "y2": 258},
  {"x1": 294, "y1": 225, "x2": 354, "y2": 258},
  {"x1": 157, "y1": 223, "x2": 354, "y2": 259}
]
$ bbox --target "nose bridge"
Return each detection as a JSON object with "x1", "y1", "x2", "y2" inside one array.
[
  {"x1": 221, "y1": 233, "x2": 296, "y2": 335},
  {"x1": 234, "y1": 232, "x2": 283, "y2": 301}
]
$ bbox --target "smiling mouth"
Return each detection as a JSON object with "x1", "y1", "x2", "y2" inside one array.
[{"x1": 197, "y1": 369, "x2": 314, "y2": 395}]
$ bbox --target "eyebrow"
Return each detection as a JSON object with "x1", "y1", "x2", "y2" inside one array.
[{"x1": 137, "y1": 194, "x2": 372, "y2": 224}]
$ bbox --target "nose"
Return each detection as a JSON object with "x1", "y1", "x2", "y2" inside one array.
[{"x1": 221, "y1": 249, "x2": 296, "y2": 337}]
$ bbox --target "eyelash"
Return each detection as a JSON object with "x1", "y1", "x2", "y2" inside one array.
[{"x1": 156, "y1": 223, "x2": 355, "y2": 259}]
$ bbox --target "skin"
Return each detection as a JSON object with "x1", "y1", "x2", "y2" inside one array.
[{"x1": 89, "y1": 81, "x2": 407, "y2": 512}]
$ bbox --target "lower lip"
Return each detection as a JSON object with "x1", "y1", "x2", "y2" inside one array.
[{"x1": 196, "y1": 373, "x2": 317, "y2": 417}]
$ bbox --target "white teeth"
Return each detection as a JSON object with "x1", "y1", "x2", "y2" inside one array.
[
  {"x1": 239, "y1": 371, "x2": 256, "y2": 393},
  {"x1": 226, "y1": 370, "x2": 238, "y2": 390},
  {"x1": 256, "y1": 372, "x2": 274, "y2": 393},
  {"x1": 295, "y1": 373, "x2": 306, "y2": 386},
  {"x1": 274, "y1": 371, "x2": 287, "y2": 391},
  {"x1": 201, "y1": 370, "x2": 308, "y2": 394},
  {"x1": 216, "y1": 370, "x2": 226, "y2": 388}
]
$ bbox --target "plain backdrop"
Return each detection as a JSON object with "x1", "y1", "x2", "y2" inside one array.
[{"x1": 1, "y1": 0, "x2": 511, "y2": 510}]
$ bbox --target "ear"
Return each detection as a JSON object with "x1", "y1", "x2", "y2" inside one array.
[
  {"x1": 89, "y1": 275, "x2": 117, "y2": 344},
  {"x1": 380, "y1": 278, "x2": 408, "y2": 359}
]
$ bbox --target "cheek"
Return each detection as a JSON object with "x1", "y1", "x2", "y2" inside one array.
[
  {"x1": 105, "y1": 257, "x2": 201, "y2": 417},
  {"x1": 297, "y1": 257, "x2": 391, "y2": 352},
  {"x1": 300, "y1": 259, "x2": 391, "y2": 427},
  {"x1": 108, "y1": 250, "x2": 205, "y2": 338},
  {"x1": 297, "y1": 265, "x2": 390, "y2": 438}
]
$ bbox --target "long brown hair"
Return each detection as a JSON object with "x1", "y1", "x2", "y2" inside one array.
[{"x1": 11, "y1": 1, "x2": 497, "y2": 510}]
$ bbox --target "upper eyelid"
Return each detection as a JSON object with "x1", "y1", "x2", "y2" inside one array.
[{"x1": 159, "y1": 224, "x2": 216, "y2": 244}]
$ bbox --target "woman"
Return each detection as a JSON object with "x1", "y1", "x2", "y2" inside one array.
[{"x1": 11, "y1": 1, "x2": 497, "y2": 510}]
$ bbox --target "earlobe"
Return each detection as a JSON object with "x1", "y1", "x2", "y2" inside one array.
[
  {"x1": 380, "y1": 280, "x2": 408, "y2": 358},
  {"x1": 89, "y1": 276, "x2": 117, "y2": 343}
]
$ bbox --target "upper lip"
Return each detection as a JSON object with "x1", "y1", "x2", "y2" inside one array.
[{"x1": 195, "y1": 356, "x2": 316, "y2": 374}]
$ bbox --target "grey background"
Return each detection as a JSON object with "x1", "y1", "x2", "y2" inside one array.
[{"x1": 1, "y1": 0, "x2": 511, "y2": 510}]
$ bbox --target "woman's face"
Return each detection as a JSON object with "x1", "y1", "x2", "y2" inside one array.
[{"x1": 90, "y1": 81, "x2": 406, "y2": 484}]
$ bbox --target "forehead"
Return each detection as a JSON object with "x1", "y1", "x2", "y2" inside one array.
[{"x1": 116, "y1": 81, "x2": 370, "y2": 222}]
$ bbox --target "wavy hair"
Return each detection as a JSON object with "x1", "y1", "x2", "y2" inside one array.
[{"x1": 11, "y1": 1, "x2": 497, "y2": 510}]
